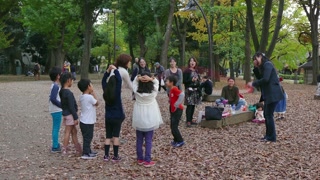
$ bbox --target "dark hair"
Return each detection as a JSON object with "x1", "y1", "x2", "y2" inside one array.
[
  {"x1": 227, "y1": 77, "x2": 235, "y2": 81},
  {"x1": 49, "y1": 67, "x2": 62, "y2": 81},
  {"x1": 166, "y1": 75, "x2": 178, "y2": 86},
  {"x1": 252, "y1": 52, "x2": 269, "y2": 65},
  {"x1": 188, "y1": 57, "x2": 198, "y2": 68},
  {"x1": 203, "y1": 76, "x2": 208, "y2": 79},
  {"x1": 138, "y1": 57, "x2": 146, "y2": 68},
  {"x1": 115, "y1": 54, "x2": 132, "y2": 69},
  {"x1": 60, "y1": 72, "x2": 72, "y2": 87},
  {"x1": 255, "y1": 103, "x2": 264, "y2": 110},
  {"x1": 77, "y1": 79, "x2": 91, "y2": 92},
  {"x1": 169, "y1": 57, "x2": 176, "y2": 63},
  {"x1": 137, "y1": 72, "x2": 154, "y2": 93}
]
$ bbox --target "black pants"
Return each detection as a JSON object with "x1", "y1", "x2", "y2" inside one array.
[
  {"x1": 264, "y1": 101, "x2": 278, "y2": 141},
  {"x1": 80, "y1": 122, "x2": 94, "y2": 155},
  {"x1": 158, "y1": 85, "x2": 167, "y2": 92},
  {"x1": 186, "y1": 105, "x2": 195, "y2": 123},
  {"x1": 170, "y1": 108, "x2": 184, "y2": 142},
  {"x1": 105, "y1": 119, "x2": 123, "y2": 138}
]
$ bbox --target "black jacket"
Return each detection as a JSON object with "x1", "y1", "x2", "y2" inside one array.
[
  {"x1": 59, "y1": 88, "x2": 78, "y2": 120},
  {"x1": 252, "y1": 61, "x2": 284, "y2": 104}
]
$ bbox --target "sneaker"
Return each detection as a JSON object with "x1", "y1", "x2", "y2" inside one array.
[
  {"x1": 81, "y1": 153, "x2": 97, "y2": 160},
  {"x1": 170, "y1": 141, "x2": 176, "y2": 146},
  {"x1": 103, "y1": 155, "x2": 109, "y2": 162},
  {"x1": 61, "y1": 147, "x2": 67, "y2": 155},
  {"x1": 90, "y1": 150, "x2": 98, "y2": 156},
  {"x1": 111, "y1": 156, "x2": 121, "y2": 162},
  {"x1": 174, "y1": 141, "x2": 185, "y2": 147},
  {"x1": 51, "y1": 147, "x2": 61, "y2": 153},
  {"x1": 137, "y1": 159, "x2": 144, "y2": 165},
  {"x1": 143, "y1": 161, "x2": 156, "y2": 167}
]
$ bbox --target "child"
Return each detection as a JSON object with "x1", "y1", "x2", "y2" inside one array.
[
  {"x1": 59, "y1": 72, "x2": 81, "y2": 155},
  {"x1": 132, "y1": 72, "x2": 163, "y2": 167},
  {"x1": 49, "y1": 67, "x2": 62, "y2": 153},
  {"x1": 252, "y1": 103, "x2": 265, "y2": 123},
  {"x1": 166, "y1": 75, "x2": 185, "y2": 147},
  {"x1": 200, "y1": 76, "x2": 213, "y2": 96},
  {"x1": 275, "y1": 78, "x2": 287, "y2": 120},
  {"x1": 102, "y1": 65, "x2": 124, "y2": 162},
  {"x1": 77, "y1": 79, "x2": 99, "y2": 159}
]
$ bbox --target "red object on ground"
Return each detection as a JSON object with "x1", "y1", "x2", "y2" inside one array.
[{"x1": 246, "y1": 84, "x2": 254, "y2": 93}]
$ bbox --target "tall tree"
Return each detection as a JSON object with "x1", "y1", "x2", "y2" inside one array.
[
  {"x1": 245, "y1": 0, "x2": 284, "y2": 57},
  {"x1": 159, "y1": 0, "x2": 175, "y2": 67},
  {"x1": 298, "y1": 0, "x2": 319, "y2": 85},
  {"x1": 21, "y1": 0, "x2": 82, "y2": 68},
  {"x1": 79, "y1": 0, "x2": 109, "y2": 79}
]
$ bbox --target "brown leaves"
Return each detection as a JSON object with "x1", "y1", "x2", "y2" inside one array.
[{"x1": 1, "y1": 78, "x2": 320, "y2": 179}]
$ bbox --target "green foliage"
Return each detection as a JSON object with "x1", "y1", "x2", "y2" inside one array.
[
  {"x1": 20, "y1": 0, "x2": 82, "y2": 52},
  {"x1": 279, "y1": 73, "x2": 304, "y2": 80}
]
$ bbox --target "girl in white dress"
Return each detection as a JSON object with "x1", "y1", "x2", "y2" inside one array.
[{"x1": 132, "y1": 72, "x2": 163, "y2": 167}]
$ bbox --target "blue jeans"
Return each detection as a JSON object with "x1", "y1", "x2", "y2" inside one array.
[
  {"x1": 264, "y1": 101, "x2": 279, "y2": 142},
  {"x1": 136, "y1": 130, "x2": 153, "y2": 162},
  {"x1": 235, "y1": 99, "x2": 246, "y2": 110},
  {"x1": 51, "y1": 112, "x2": 62, "y2": 148}
]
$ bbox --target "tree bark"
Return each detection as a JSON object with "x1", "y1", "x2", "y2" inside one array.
[
  {"x1": 138, "y1": 32, "x2": 147, "y2": 57},
  {"x1": 259, "y1": 0, "x2": 273, "y2": 52},
  {"x1": 244, "y1": 13, "x2": 252, "y2": 83},
  {"x1": 80, "y1": 0, "x2": 93, "y2": 79},
  {"x1": 245, "y1": 0, "x2": 259, "y2": 51},
  {"x1": 266, "y1": 0, "x2": 284, "y2": 57},
  {"x1": 160, "y1": 0, "x2": 175, "y2": 68},
  {"x1": 301, "y1": 0, "x2": 319, "y2": 85}
]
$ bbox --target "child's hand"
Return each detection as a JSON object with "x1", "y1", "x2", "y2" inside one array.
[{"x1": 74, "y1": 120, "x2": 79, "y2": 125}]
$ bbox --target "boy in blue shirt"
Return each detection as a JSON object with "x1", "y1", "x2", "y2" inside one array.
[{"x1": 49, "y1": 67, "x2": 62, "y2": 153}]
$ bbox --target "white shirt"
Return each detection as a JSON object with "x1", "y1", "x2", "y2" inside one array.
[
  {"x1": 118, "y1": 67, "x2": 133, "y2": 91},
  {"x1": 79, "y1": 94, "x2": 97, "y2": 124}
]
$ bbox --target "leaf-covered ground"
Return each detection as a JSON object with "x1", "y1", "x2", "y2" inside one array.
[{"x1": 0, "y1": 78, "x2": 319, "y2": 179}]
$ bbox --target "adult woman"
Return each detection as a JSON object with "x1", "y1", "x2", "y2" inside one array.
[
  {"x1": 183, "y1": 57, "x2": 202, "y2": 127},
  {"x1": 115, "y1": 54, "x2": 133, "y2": 91},
  {"x1": 248, "y1": 52, "x2": 284, "y2": 142},
  {"x1": 218, "y1": 77, "x2": 246, "y2": 110},
  {"x1": 164, "y1": 57, "x2": 183, "y2": 90},
  {"x1": 130, "y1": 57, "x2": 151, "y2": 81}
]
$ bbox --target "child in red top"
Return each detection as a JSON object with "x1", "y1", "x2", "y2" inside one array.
[{"x1": 166, "y1": 75, "x2": 185, "y2": 147}]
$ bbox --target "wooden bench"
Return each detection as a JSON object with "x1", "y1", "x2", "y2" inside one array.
[
  {"x1": 202, "y1": 94, "x2": 220, "y2": 102},
  {"x1": 314, "y1": 95, "x2": 320, "y2": 100},
  {"x1": 200, "y1": 111, "x2": 254, "y2": 129}
]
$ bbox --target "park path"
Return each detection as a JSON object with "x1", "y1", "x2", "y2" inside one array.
[
  {"x1": 1, "y1": 80, "x2": 320, "y2": 179},
  {"x1": 0, "y1": 81, "x2": 60, "y2": 179}
]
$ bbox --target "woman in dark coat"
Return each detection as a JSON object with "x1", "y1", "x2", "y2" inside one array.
[
  {"x1": 248, "y1": 52, "x2": 284, "y2": 142},
  {"x1": 183, "y1": 57, "x2": 202, "y2": 127}
]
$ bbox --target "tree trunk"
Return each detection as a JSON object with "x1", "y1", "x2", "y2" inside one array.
[
  {"x1": 138, "y1": 32, "x2": 147, "y2": 57},
  {"x1": 160, "y1": 0, "x2": 175, "y2": 68},
  {"x1": 301, "y1": 0, "x2": 319, "y2": 85},
  {"x1": 244, "y1": 13, "x2": 252, "y2": 83},
  {"x1": 311, "y1": 23, "x2": 319, "y2": 85},
  {"x1": 214, "y1": 52, "x2": 220, "y2": 82},
  {"x1": 229, "y1": 0, "x2": 235, "y2": 79},
  {"x1": 129, "y1": 40, "x2": 135, "y2": 64},
  {"x1": 266, "y1": 0, "x2": 284, "y2": 57},
  {"x1": 80, "y1": 0, "x2": 93, "y2": 79},
  {"x1": 245, "y1": 0, "x2": 259, "y2": 51},
  {"x1": 259, "y1": 0, "x2": 273, "y2": 52}
]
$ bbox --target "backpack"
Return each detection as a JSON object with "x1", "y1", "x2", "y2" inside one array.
[{"x1": 103, "y1": 69, "x2": 117, "y2": 106}]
